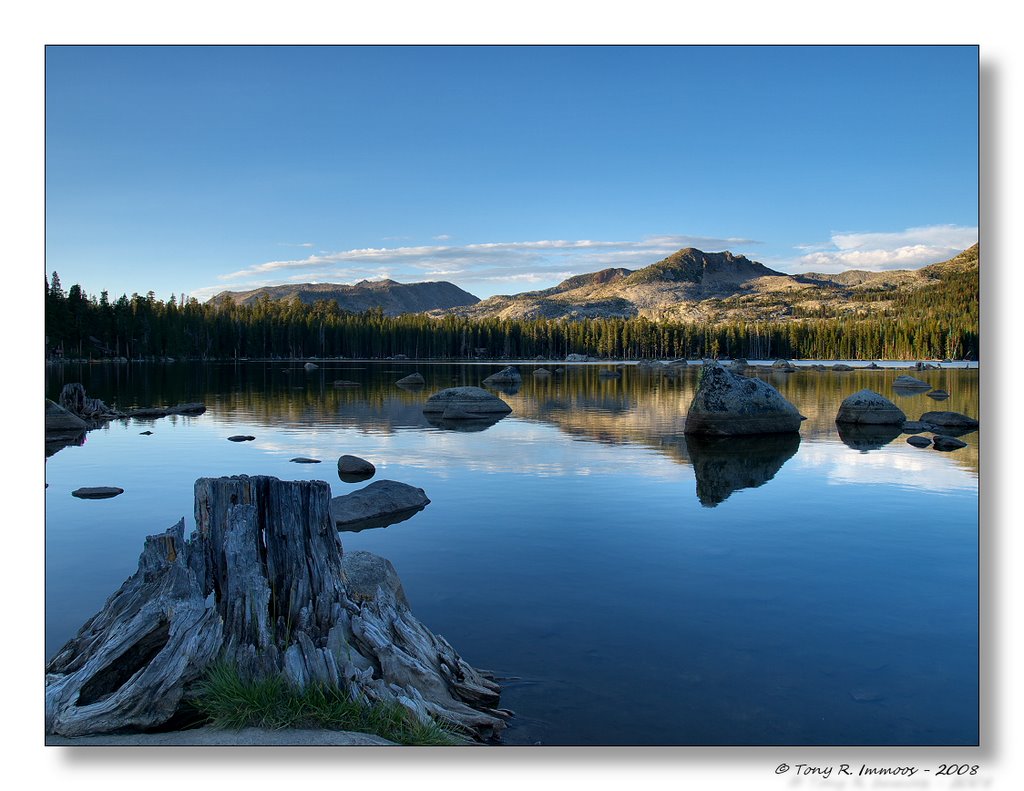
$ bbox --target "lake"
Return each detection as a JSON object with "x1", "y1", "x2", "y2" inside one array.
[{"x1": 44, "y1": 360, "x2": 979, "y2": 745}]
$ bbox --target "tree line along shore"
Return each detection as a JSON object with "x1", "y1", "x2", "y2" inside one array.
[{"x1": 44, "y1": 267, "x2": 978, "y2": 363}]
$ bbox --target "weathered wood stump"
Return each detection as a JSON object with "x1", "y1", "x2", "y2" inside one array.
[
  {"x1": 46, "y1": 475, "x2": 509, "y2": 741},
  {"x1": 58, "y1": 383, "x2": 123, "y2": 423}
]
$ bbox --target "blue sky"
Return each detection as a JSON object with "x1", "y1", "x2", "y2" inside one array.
[{"x1": 45, "y1": 45, "x2": 978, "y2": 301}]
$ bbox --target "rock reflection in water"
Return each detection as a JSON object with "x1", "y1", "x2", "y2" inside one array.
[
  {"x1": 425, "y1": 413, "x2": 509, "y2": 433},
  {"x1": 335, "y1": 505, "x2": 427, "y2": 533},
  {"x1": 836, "y1": 422, "x2": 902, "y2": 452},
  {"x1": 684, "y1": 432, "x2": 801, "y2": 507},
  {"x1": 45, "y1": 431, "x2": 87, "y2": 459}
]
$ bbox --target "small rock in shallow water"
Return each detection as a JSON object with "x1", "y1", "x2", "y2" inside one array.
[
  {"x1": 932, "y1": 435, "x2": 968, "y2": 452},
  {"x1": 227, "y1": 435, "x2": 256, "y2": 442},
  {"x1": 338, "y1": 454, "x2": 375, "y2": 476},
  {"x1": 395, "y1": 372, "x2": 425, "y2": 386},
  {"x1": 139, "y1": 430, "x2": 153, "y2": 435},
  {"x1": 893, "y1": 375, "x2": 931, "y2": 389},
  {"x1": 927, "y1": 389, "x2": 950, "y2": 400},
  {"x1": 906, "y1": 435, "x2": 932, "y2": 448},
  {"x1": 290, "y1": 457, "x2": 321, "y2": 463},
  {"x1": 72, "y1": 487, "x2": 124, "y2": 499}
]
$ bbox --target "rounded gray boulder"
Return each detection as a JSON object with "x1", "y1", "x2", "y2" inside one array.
[
  {"x1": 338, "y1": 454, "x2": 375, "y2": 476},
  {"x1": 835, "y1": 389, "x2": 907, "y2": 425},
  {"x1": 422, "y1": 386, "x2": 512, "y2": 415},
  {"x1": 684, "y1": 360, "x2": 806, "y2": 436}
]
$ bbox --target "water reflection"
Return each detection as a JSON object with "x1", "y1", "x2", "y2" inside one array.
[
  {"x1": 335, "y1": 505, "x2": 427, "y2": 533},
  {"x1": 45, "y1": 361, "x2": 979, "y2": 479},
  {"x1": 684, "y1": 433, "x2": 801, "y2": 507},
  {"x1": 835, "y1": 423, "x2": 903, "y2": 452},
  {"x1": 425, "y1": 413, "x2": 509, "y2": 433}
]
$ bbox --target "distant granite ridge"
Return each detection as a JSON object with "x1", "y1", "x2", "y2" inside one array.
[
  {"x1": 210, "y1": 279, "x2": 480, "y2": 316},
  {"x1": 209, "y1": 244, "x2": 977, "y2": 323},
  {"x1": 438, "y1": 244, "x2": 978, "y2": 322}
]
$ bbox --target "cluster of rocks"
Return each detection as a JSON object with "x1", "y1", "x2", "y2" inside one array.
[
  {"x1": 834, "y1": 388, "x2": 977, "y2": 452},
  {"x1": 46, "y1": 383, "x2": 207, "y2": 460}
]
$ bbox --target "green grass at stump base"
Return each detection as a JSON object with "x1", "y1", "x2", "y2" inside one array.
[{"x1": 191, "y1": 661, "x2": 468, "y2": 746}]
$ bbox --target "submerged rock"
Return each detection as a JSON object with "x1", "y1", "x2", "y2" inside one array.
[
  {"x1": 395, "y1": 372, "x2": 426, "y2": 387},
  {"x1": 71, "y1": 487, "x2": 124, "y2": 499},
  {"x1": 906, "y1": 435, "x2": 932, "y2": 448},
  {"x1": 330, "y1": 480, "x2": 430, "y2": 528},
  {"x1": 901, "y1": 421, "x2": 929, "y2": 434},
  {"x1": 832, "y1": 364, "x2": 854, "y2": 371},
  {"x1": 422, "y1": 386, "x2": 512, "y2": 416},
  {"x1": 932, "y1": 435, "x2": 968, "y2": 452},
  {"x1": 920, "y1": 411, "x2": 978, "y2": 429},
  {"x1": 597, "y1": 369, "x2": 622, "y2": 379},
  {"x1": 533, "y1": 368, "x2": 551, "y2": 377},
  {"x1": 124, "y1": 403, "x2": 206, "y2": 418},
  {"x1": 835, "y1": 389, "x2": 907, "y2": 425},
  {"x1": 482, "y1": 366, "x2": 522, "y2": 385},
  {"x1": 892, "y1": 375, "x2": 931, "y2": 389},
  {"x1": 227, "y1": 435, "x2": 255, "y2": 442},
  {"x1": 684, "y1": 360, "x2": 805, "y2": 436},
  {"x1": 926, "y1": 389, "x2": 950, "y2": 400},
  {"x1": 290, "y1": 457, "x2": 321, "y2": 464}
]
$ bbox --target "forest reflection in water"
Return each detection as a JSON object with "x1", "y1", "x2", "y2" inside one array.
[{"x1": 46, "y1": 359, "x2": 979, "y2": 487}]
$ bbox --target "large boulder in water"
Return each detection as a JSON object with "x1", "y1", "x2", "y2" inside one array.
[
  {"x1": 422, "y1": 386, "x2": 512, "y2": 416},
  {"x1": 330, "y1": 480, "x2": 430, "y2": 528},
  {"x1": 684, "y1": 360, "x2": 805, "y2": 436},
  {"x1": 46, "y1": 399, "x2": 88, "y2": 432},
  {"x1": 835, "y1": 389, "x2": 907, "y2": 425}
]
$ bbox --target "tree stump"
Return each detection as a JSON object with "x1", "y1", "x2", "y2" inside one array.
[{"x1": 45, "y1": 475, "x2": 509, "y2": 741}]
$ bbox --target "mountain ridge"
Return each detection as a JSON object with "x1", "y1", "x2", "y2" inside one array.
[{"x1": 209, "y1": 244, "x2": 977, "y2": 324}]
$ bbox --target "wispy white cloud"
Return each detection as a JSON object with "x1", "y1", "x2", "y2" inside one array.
[
  {"x1": 196, "y1": 234, "x2": 760, "y2": 300},
  {"x1": 432, "y1": 234, "x2": 452, "y2": 241},
  {"x1": 787, "y1": 224, "x2": 977, "y2": 274},
  {"x1": 277, "y1": 242, "x2": 314, "y2": 248}
]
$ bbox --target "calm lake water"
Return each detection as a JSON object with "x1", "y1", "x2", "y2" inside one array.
[{"x1": 44, "y1": 360, "x2": 979, "y2": 745}]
